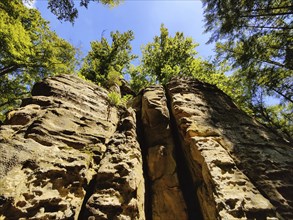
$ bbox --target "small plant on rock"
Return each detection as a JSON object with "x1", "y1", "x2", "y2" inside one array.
[{"x1": 108, "y1": 91, "x2": 121, "y2": 106}]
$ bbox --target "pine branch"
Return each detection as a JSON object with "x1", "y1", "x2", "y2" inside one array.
[
  {"x1": 241, "y1": 25, "x2": 293, "y2": 30},
  {"x1": 243, "y1": 5, "x2": 293, "y2": 13},
  {"x1": 240, "y1": 12, "x2": 293, "y2": 18},
  {"x1": 0, "y1": 92, "x2": 30, "y2": 108},
  {"x1": 0, "y1": 65, "x2": 18, "y2": 77}
]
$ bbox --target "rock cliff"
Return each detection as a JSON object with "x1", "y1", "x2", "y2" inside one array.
[{"x1": 0, "y1": 74, "x2": 292, "y2": 219}]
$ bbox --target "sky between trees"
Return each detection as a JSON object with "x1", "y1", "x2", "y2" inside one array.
[
  {"x1": 33, "y1": 0, "x2": 215, "y2": 63},
  {"x1": 1, "y1": 0, "x2": 292, "y2": 141}
]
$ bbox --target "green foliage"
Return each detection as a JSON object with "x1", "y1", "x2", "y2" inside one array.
[
  {"x1": 80, "y1": 30, "x2": 137, "y2": 88},
  {"x1": 130, "y1": 24, "x2": 232, "y2": 94},
  {"x1": 251, "y1": 97, "x2": 293, "y2": 139},
  {"x1": 0, "y1": 0, "x2": 77, "y2": 121},
  {"x1": 129, "y1": 65, "x2": 152, "y2": 93},
  {"x1": 120, "y1": 94, "x2": 133, "y2": 107},
  {"x1": 202, "y1": 0, "x2": 293, "y2": 139},
  {"x1": 139, "y1": 24, "x2": 199, "y2": 84},
  {"x1": 108, "y1": 91, "x2": 121, "y2": 106},
  {"x1": 107, "y1": 67, "x2": 122, "y2": 87},
  {"x1": 107, "y1": 92, "x2": 132, "y2": 107},
  {"x1": 47, "y1": 0, "x2": 121, "y2": 23}
]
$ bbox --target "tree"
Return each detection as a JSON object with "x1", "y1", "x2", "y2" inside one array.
[
  {"x1": 202, "y1": 0, "x2": 293, "y2": 139},
  {"x1": 138, "y1": 24, "x2": 198, "y2": 84},
  {"x1": 129, "y1": 65, "x2": 152, "y2": 94},
  {"x1": 46, "y1": 0, "x2": 121, "y2": 23},
  {"x1": 202, "y1": 0, "x2": 292, "y2": 44},
  {"x1": 130, "y1": 24, "x2": 232, "y2": 93},
  {"x1": 0, "y1": 0, "x2": 77, "y2": 121},
  {"x1": 80, "y1": 30, "x2": 137, "y2": 88}
]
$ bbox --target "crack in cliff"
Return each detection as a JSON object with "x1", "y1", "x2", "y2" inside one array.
[
  {"x1": 77, "y1": 110, "x2": 121, "y2": 219},
  {"x1": 2, "y1": 75, "x2": 292, "y2": 219},
  {"x1": 135, "y1": 95, "x2": 153, "y2": 220},
  {"x1": 164, "y1": 85, "x2": 204, "y2": 220},
  {"x1": 78, "y1": 174, "x2": 97, "y2": 220}
]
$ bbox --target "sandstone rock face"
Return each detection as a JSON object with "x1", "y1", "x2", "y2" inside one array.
[
  {"x1": 80, "y1": 108, "x2": 145, "y2": 220},
  {"x1": 1, "y1": 75, "x2": 292, "y2": 220},
  {"x1": 166, "y1": 77, "x2": 293, "y2": 220},
  {"x1": 0, "y1": 74, "x2": 144, "y2": 220},
  {"x1": 141, "y1": 86, "x2": 188, "y2": 220}
]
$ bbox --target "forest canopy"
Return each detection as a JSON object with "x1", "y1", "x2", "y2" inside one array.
[
  {"x1": 0, "y1": 0, "x2": 292, "y2": 141},
  {"x1": 0, "y1": 0, "x2": 77, "y2": 121},
  {"x1": 46, "y1": 0, "x2": 121, "y2": 22},
  {"x1": 202, "y1": 0, "x2": 293, "y2": 140}
]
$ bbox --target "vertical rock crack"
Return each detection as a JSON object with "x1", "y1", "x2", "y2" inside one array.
[{"x1": 164, "y1": 85, "x2": 204, "y2": 220}]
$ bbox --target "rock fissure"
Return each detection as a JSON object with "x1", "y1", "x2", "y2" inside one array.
[
  {"x1": 140, "y1": 85, "x2": 189, "y2": 220},
  {"x1": 164, "y1": 84, "x2": 204, "y2": 220},
  {"x1": 133, "y1": 93, "x2": 153, "y2": 220},
  {"x1": 166, "y1": 77, "x2": 293, "y2": 220},
  {"x1": 133, "y1": 94, "x2": 149, "y2": 218},
  {"x1": 77, "y1": 174, "x2": 97, "y2": 220},
  {"x1": 1, "y1": 75, "x2": 292, "y2": 220}
]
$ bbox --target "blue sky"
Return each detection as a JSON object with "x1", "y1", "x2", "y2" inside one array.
[
  {"x1": 23, "y1": 1, "x2": 280, "y2": 106},
  {"x1": 31, "y1": 0, "x2": 214, "y2": 62}
]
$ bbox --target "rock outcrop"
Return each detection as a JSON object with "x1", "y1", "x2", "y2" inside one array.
[
  {"x1": 141, "y1": 86, "x2": 188, "y2": 220},
  {"x1": 166, "y1": 78, "x2": 293, "y2": 220},
  {"x1": 0, "y1": 74, "x2": 144, "y2": 220},
  {"x1": 0, "y1": 74, "x2": 292, "y2": 220}
]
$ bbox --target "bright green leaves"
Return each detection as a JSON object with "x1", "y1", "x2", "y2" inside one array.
[
  {"x1": 0, "y1": 0, "x2": 77, "y2": 121},
  {"x1": 80, "y1": 25, "x2": 231, "y2": 98},
  {"x1": 0, "y1": 1, "x2": 33, "y2": 75},
  {"x1": 47, "y1": 0, "x2": 121, "y2": 23},
  {"x1": 125, "y1": 24, "x2": 236, "y2": 102},
  {"x1": 80, "y1": 30, "x2": 137, "y2": 87},
  {"x1": 125, "y1": 25, "x2": 233, "y2": 94},
  {"x1": 79, "y1": 30, "x2": 136, "y2": 109},
  {"x1": 134, "y1": 24, "x2": 231, "y2": 92},
  {"x1": 140, "y1": 24, "x2": 199, "y2": 84},
  {"x1": 203, "y1": 0, "x2": 293, "y2": 140},
  {"x1": 0, "y1": 0, "x2": 77, "y2": 78}
]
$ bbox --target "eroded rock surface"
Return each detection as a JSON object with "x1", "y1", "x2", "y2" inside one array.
[
  {"x1": 80, "y1": 108, "x2": 145, "y2": 220},
  {"x1": 0, "y1": 74, "x2": 144, "y2": 220},
  {"x1": 141, "y1": 86, "x2": 188, "y2": 220},
  {"x1": 166, "y1": 77, "x2": 293, "y2": 220},
  {"x1": 1, "y1": 75, "x2": 292, "y2": 220}
]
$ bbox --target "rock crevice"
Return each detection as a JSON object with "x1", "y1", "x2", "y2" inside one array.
[
  {"x1": 166, "y1": 77, "x2": 293, "y2": 220},
  {"x1": 0, "y1": 75, "x2": 144, "y2": 220},
  {"x1": 0, "y1": 75, "x2": 292, "y2": 220},
  {"x1": 140, "y1": 85, "x2": 189, "y2": 220}
]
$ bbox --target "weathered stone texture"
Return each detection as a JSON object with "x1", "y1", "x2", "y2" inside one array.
[
  {"x1": 166, "y1": 77, "x2": 293, "y2": 220},
  {"x1": 141, "y1": 86, "x2": 188, "y2": 220},
  {"x1": 0, "y1": 74, "x2": 144, "y2": 220},
  {"x1": 81, "y1": 108, "x2": 145, "y2": 220},
  {"x1": 1, "y1": 75, "x2": 292, "y2": 220}
]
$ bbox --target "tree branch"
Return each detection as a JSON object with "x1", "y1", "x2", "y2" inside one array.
[
  {"x1": 0, "y1": 65, "x2": 18, "y2": 77},
  {"x1": 262, "y1": 59, "x2": 292, "y2": 70},
  {"x1": 0, "y1": 92, "x2": 30, "y2": 108},
  {"x1": 271, "y1": 87, "x2": 293, "y2": 103},
  {"x1": 241, "y1": 25, "x2": 293, "y2": 30},
  {"x1": 240, "y1": 12, "x2": 293, "y2": 18},
  {"x1": 243, "y1": 5, "x2": 293, "y2": 13}
]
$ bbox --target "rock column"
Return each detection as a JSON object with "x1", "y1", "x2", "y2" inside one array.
[
  {"x1": 166, "y1": 77, "x2": 293, "y2": 219},
  {"x1": 141, "y1": 86, "x2": 188, "y2": 220},
  {"x1": 0, "y1": 74, "x2": 145, "y2": 220}
]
